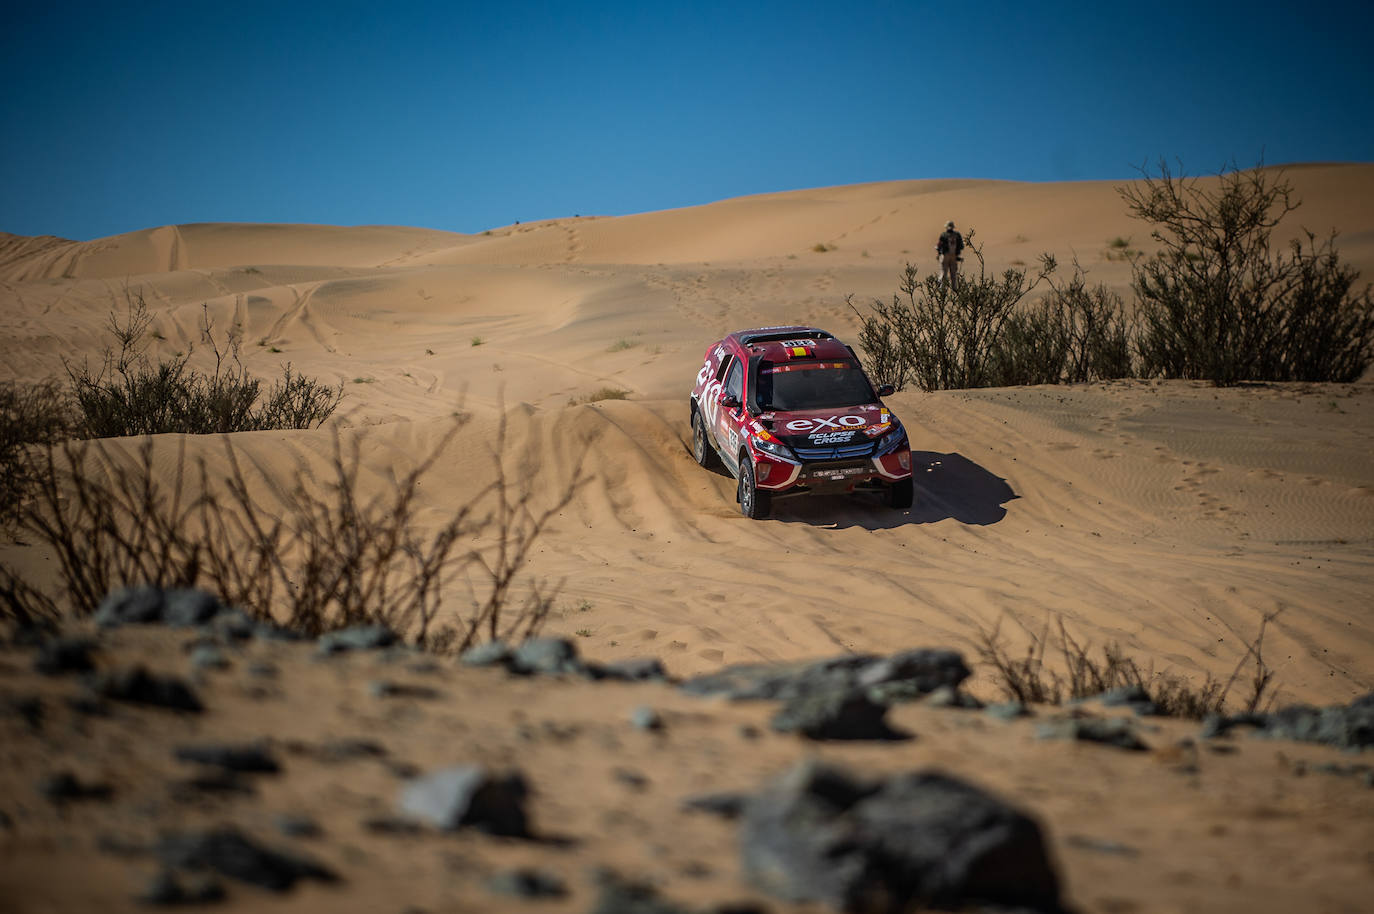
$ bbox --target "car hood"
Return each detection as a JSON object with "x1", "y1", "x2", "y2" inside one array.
[{"x1": 753, "y1": 403, "x2": 897, "y2": 448}]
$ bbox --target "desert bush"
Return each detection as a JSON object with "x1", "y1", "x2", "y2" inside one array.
[
  {"x1": 849, "y1": 232, "x2": 1058, "y2": 392},
  {"x1": 65, "y1": 291, "x2": 343, "y2": 437},
  {"x1": 1, "y1": 380, "x2": 74, "y2": 527},
  {"x1": 1121, "y1": 160, "x2": 1374, "y2": 385},
  {"x1": 6, "y1": 416, "x2": 586, "y2": 649},
  {"x1": 990, "y1": 265, "x2": 1134, "y2": 385},
  {"x1": 975, "y1": 614, "x2": 1278, "y2": 719}
]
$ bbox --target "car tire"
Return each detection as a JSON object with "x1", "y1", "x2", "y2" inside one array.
[
  {"x1": 888, "y1": 478, "x2": 914, "y2": 509},
  {"x1": 739, "y1": 459, "x2": 772, "y2": 519},
  {"x1": 692, "y1": 409, "x2": 719, "y2": 469}
]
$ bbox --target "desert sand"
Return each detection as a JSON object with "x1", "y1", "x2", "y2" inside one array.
[{"x1": 2, "y1": 164, "x2": 1373, "y2": 912}]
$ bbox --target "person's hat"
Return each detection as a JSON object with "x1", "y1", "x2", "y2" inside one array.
[{"x1": 945, "y1": 221, "x2": 955, "y2": 229}]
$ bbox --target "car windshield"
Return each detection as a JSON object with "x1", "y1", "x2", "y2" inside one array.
[{"x1": 755, "y1": 362, "x2": 875, "y2": 411}]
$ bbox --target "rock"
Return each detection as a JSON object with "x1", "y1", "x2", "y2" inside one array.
[
  {"x1": 739, "y1": 759, "x2": 1062, "y2": 913},
  {"x1": 40, "y1": 771, "x2": 113, "y2": 803},
  {"x1": 89, "y1": 667, "x2": 204, "y2": 712},
  {"x1": 274, "y1": 815, "x2": 322, "y2": 838},
  {"x1": 613, "y1": 768, "x2": 649, "y2": 790},
  {"x1": 1256, "y1": 699, "x2": 1374, "y2": 750},
  {"x1": 986, "y1": 701, "x2": 1031, "y2": 721},
  {"x1": 459, "y1": 640, "x2": 511, "y2": 668},
  {"x1": 137, "y1": 868, "x2": 226, "y2": 905},
  {"x1": 486, "y1": 867, "x2": 568, "y2": 899},
  {"x1": 598, "y1": 657, "x2": 669, "y2": 682},
  {"x1": 171, "y1": 771, "x2": 256, "y2": 799},
  {"x1": 162, "y1": 589, "x2": 225, "y2": 627},
  {"x1": 8, "y1": 695, "x2": 44, "y2": 732},
  {"x1": 34, "y1": 637, "x2": 97, "y2": 675},
  {"x1": 156, "y1": 827, "x2": 337, "y2": 892},
  {"x1": 510, "y1": 637, "x2": 582, "y2": 676},
  {"x1": 682, "y1": 648, "x2": 969, "y2": 703},
  {"x1": 1036, "y1": 715, "x2": 1148, "y2": 751},
  {"x1": 93, "y1": 586, "x2": 227, "y2": 628},
  {"x1": 368, "y1": 680, "x2": 441, "y2": 700},
  {"x1": 769, "y1": 690, "x2": 904, "y2": 741},
  {"x1": 203, "y1": 607, "x2": 258, "y2": 641},
  {"x1": 188, "y1": 645, "x2": 230, "y2": 672},
  {"x1": 398, "y1": 765, "x2": 530, "y2": 837},
  {"x1": 94, "y1": 586, "x2": 166, "y2": 627},
  {"x1": 174, "y1": 742, "x2": 280, "y2": 773},
  {"x1": 363, "y1": 816, "x2": 424, "y2": 835},
  {"x1": 311, "y1": 738, "x2": 388, "y2": 762},
  {"x1": 587, "y1": 870, "x2": 692, "y2": 914},
  {"x1": 630, "y1": 706, "x2": 663, "y2": 731},
  {"x1": 681, "y1": 791, "x2": 750, "y2": 820},
  {"x1": 316, "y1": 624, "x2": 397, "y2": 655}
]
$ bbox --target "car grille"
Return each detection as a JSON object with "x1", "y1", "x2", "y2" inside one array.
[{"x1": 792, "y1": 441, "x2": 876, "y2": 461}]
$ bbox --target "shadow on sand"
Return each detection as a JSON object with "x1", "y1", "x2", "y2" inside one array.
[{"x1": 769, "y1": 451, "x2": 1018, "y2": 530}]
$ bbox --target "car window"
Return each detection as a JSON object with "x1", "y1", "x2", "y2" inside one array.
[
  {"x1": 714, "y1": 353, "x2": 733, "y2": 382},
  {"x1": 724, "y1": 359, "x2": 743, "y2": 402},
  {"x1": 757, "y1": 363, "x2": 874, "y2": 411}
]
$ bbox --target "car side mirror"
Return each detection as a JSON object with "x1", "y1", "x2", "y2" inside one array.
[
  {"x1": 720, "y1": 394, "x2": 741, "y2": 410},
  {"x1": 876, "y1": 384, "x2": 895, "y2": 397}
]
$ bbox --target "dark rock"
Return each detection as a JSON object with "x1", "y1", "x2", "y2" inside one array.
[
  {"x1": 316, "y1": 624, "x2": 397, "y2": 656},
  {"x1": 924, "y1": 685, "x2": 984, "y2": 709},
  {"x1": 162, "y1": 589, "x2": 225, "y2": 627},
  {"x1": 274, "y1": 815, "x2": 322, "y2": 838},
  {"x1": 156, "y1": 826, "x2": 337, "y2": 892},
  {"x1": 368, "y1": 680, "x2": 441, "y2": 700},
  {"x1": 630, "y1": 706, "x2": 663, "y2": 731},
  {"x1": 40, "y1": 771, "x2": 113, "y2": 803},
  {"x1": 67, "y1": 695, "x2": 111, "y2": 717},
  {"x1": 739, "y1": 759, "x2": 1062, "y2": 913},
  {"x1": 1036, "y1": 716, "x2": 1148, "y2": 751},
  {"x1": 246, "y1": 662, "x2": 278, "y2": 679},
  {"x1": 398, "y1": 765, "x2": 530, "y2": 836},
  {"x1": 314, "y1": 738, "x2": 388, "y2": 762},
  {"x1": 137, "y1": 868, "x2": 226, "y2": 906},
  {"x1": 34, "y1": 637, "x2": 97, "y2": 675},
  {"x1": 1256, "y1": 699, "x2": 1374, "y2": 750},
  {"x1": 459, "y1": 640, "x2": 512, "y2": 668},
  {"x1": 94, "y1": 586, "x2": 166, "y2": 627},
  {"x1": 588, "y1": 870, "x2": 692, "y2": 914},
  {"x1": 174, "y1": 743, "x2": 280, "y2": 774},
  {"x1": 613, "y1": 768, "x2": 649, "y2": 790},
  {"x1": 986, "y1": 702, "x2": 1031, "y2": 721},
  {"x1": 187, "y1": 645, "x2": 230, "y2": 672},
  {"x1": 171, "y1": 771, "x2": 256, "y2": 798},
  {"x1": 8, "y1": 694, "x2": 43, "y2": 731},
  {"x1": 770, "y1": 690, "x2": 905, "y2": 741},
  {"x1": 1095, "y1": 685, "x2": 1150, "y2": 707},
  {"x1": 598, "y1": 657, "x2": 669, "y2": 682},
  {"x1": 510, "y1": 637, "x2": 582, "y2": 675},
  {"x1": 90, "y1": 667, "x2": 203, "y2": 712},
  {"x1": 681, "y1": 791, "x2": 749, "y2": 820},
  {"x1": 682, "y1": 648, "x2": 969, "y2": 704},
  {"x1": 486, "y1": 866, "x2": 567, "y2": 898},
  {"x1": 363, "y1": 816, "x2": 424, "y2": 835},
  {"x1": 203, "y1": 607, "x2": 258, "y2": 641}
]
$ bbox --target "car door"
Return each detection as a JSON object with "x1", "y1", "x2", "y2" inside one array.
[{"x1": 716, "y1": 356, "x2": 745, "y2": 473}]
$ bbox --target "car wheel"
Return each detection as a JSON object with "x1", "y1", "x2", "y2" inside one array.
[
  {"x1": 692, "y1": 409, "x2": 719, "y2": 469},
  {"x1": 739, "y1": 459, "x2": 772, "y2": 519},
  {"x1": 888, "y1": 478, "x2": 914, "y2": 509}
]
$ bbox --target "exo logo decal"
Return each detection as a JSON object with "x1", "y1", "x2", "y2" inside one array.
[{"x1": 785, "y1": 414, "x2": 868, "y2": 432}]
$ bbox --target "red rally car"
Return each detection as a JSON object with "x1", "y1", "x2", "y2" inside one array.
[{"x1": 689, "y1": 326, "x2": 914, "y2": 519}]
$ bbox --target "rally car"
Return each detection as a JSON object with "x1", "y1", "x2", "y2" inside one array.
[{"x1": 689, "y1": 326, "x2": 914, "y2": 519}]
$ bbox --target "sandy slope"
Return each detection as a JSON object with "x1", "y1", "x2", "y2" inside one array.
[{"x1": 1, "y1": 166, "x2": 1373, "y2": 911}]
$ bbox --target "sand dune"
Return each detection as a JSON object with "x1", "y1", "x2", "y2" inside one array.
[
  {"x1": 3, "y1": 165, "x2": 1374, "y2": 912},
  {"x1": 3, "y1": 165, "x2": 1373, "y2": 707}
]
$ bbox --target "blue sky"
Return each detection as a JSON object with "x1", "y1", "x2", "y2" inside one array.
[{"x1": 3, "y1": 0, "x2": 1371, "y2": 241}]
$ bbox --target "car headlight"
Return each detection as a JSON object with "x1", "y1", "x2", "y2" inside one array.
[
  {"x1": 753, "y1": 437, "x2": 797, "y2": 461},
  {"x1": 875, "y1": 426, "x2": 908, "y2": 455}
]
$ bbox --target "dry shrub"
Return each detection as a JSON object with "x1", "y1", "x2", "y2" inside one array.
[
  {"x1": 5, "y1": 414, "x2": 585, "y2": 650},
  {"x1": 975, "y1": 614, "x2": 1278, "y2": 719}
]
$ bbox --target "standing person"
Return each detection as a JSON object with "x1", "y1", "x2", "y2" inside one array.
[{"x1": 936, "y1": 220, "x2": 964, "y2": 289}]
